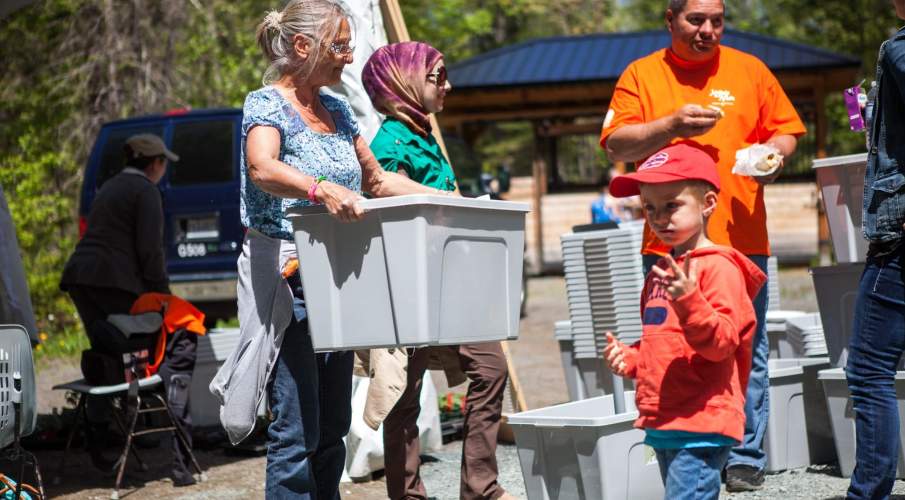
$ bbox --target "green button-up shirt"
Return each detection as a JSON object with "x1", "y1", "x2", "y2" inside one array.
[{"x1": 370, "y1": 117, "x2": 457, "y2": 191}]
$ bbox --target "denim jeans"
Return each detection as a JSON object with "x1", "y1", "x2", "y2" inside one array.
[
  {"x1": 643, "y1": 254, "x2": 771, "y2": 471},
  {"x1": 655, "y1": 446, "x2": 731, "y2": 500},
  {"x1": 846, "y1": 247, "x2": 905, "y2": 500},
  {"x1": 266, "y1": 296, "x2": 354, "y2": 499}
]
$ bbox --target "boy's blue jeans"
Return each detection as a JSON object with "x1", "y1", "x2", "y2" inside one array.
[
  {"x1": 846, "y1": 247, "x2": 905, "y2": 500},
  {"x1": 265, "y1": 297, "x2": 354, "y2": 499},
  {"x1": 655, "y1": 446, "x2": 732, "y2": 500},
  {"x1": 642, "y1": 254, "x2": 770, "y2": 471}
]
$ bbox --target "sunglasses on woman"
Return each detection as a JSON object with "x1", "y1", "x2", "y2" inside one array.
[
  {"x1": 426, "y1": 66, "x2": 448, "y2": 87},
  {"x1": 326, "y1": 41, "x2": 355, "y2": 56}
]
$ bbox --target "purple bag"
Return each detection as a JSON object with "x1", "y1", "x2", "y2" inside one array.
[{"x1": 844, "y1": 85, "x2": 866, "y2": 132}]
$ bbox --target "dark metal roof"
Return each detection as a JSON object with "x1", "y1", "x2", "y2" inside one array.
[{"x1": 448, "y1": 29, "x2": 861, "y2": 90}]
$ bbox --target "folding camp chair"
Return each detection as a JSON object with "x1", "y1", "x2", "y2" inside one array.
[{"x1": 52, "y1": 315, "x2": 205, "y2": 499}]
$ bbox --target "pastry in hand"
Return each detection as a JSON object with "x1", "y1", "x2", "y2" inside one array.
[
  {"x1": 756, "y1": 153, "x2": 781, "y2": 172},
  {"x1": 707, "y1": 104, "x2": 725, "y2": 118}
]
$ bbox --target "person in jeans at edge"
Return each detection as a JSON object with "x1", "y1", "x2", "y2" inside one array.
[
  {"x1": 361, "y1": 42, "x2": 518, "y2": 500},
  {"x1": 599, "y1": 0, "x2": 806, "y2": 490},
  {"x1": 210, "y1": 1, "x2": 448, "y2": 498},
  {"x1": 845, "y1": 1, "x2": 905, "y2": 498}
]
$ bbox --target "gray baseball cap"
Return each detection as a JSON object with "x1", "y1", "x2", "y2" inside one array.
[{"x1": 125, "y1": 133, "x2": 179, "y2": 162}]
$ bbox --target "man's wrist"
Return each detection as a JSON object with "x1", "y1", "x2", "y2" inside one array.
[{"x1": 663, "y1": 113, "x2": 680, "y2": 140}]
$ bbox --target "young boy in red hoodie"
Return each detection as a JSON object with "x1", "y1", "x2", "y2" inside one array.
[{"x1": 603, "y1": 143, "x2": 766, "y2": 499}]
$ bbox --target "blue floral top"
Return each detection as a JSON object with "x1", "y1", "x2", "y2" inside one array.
[{"x1": 240, "y1": 87, "x2": 362, "y2": 240}]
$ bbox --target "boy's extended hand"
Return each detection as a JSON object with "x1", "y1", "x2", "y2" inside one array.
[
  {"x1": 603, "y1": 332, "x2": 628, "y2": 376},
  {"x1": 651, "y1": 252, "x2": 698, "y2": 300}
]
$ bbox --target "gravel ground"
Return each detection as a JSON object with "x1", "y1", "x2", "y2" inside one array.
[
  {"x1": 723, "y1": 465, "x2": 905, "y2": 499},
  {"x1": 25, "y1": 269, "x2": 905, "y2": 499}
]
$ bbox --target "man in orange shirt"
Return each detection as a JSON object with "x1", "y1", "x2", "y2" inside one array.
[{"x1": 599, "y1": 0, "x2": 806, "y2": 491}]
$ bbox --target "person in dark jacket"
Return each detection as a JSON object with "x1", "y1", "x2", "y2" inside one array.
[
  {"x1": 60, "y1": 133, "x2": 178, "y2": 472},
  {"x1": 845, "y1": 2, "x2": 905, "y2": 498},
  {"x1": 61, "y1": 133, "x2": 175, "y2": 331}
]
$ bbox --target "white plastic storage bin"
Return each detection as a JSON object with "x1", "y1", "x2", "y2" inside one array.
[
  {"x1": 810, "y1": 263, "x2": 864, "y2": 368},
  {"x1": 288, "y1": 195, "x2": 529, "y2": 351},
  {"x1": 764, "y1": 361, "x2": 807, "y2": 472},
  {"x1": 558, "y1": 339, "x2": 585, "y2": 402},
  {"x1": 508, "y1": 392, "x2": 664, "y2": 500},
  {"x1": 794, "y1": 357, "x2": 836, "y2": 465},
  {"x1": 191, "y1": 328, "x2": 241, "y2": 428},
  {"x1": 812, "y1": 154, "x2": 868, "y2": 263},
  {"x1": 766, "y1": 310, "x2": 808, "y2": 359},
  {"x1": 764, "y1": 358, "x2": 835, "y2": 472},
  {"x1": 819, "y1": 368, "x2": 905, "y2": 478}
]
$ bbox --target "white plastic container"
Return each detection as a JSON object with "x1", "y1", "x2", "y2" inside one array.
[
  {"x1": 288, "y1": 195, "x2": 529, "y2": 351},
  {"x1": 810, "y1": 263, "x2": 864, "y2": 367},
  {"x1": 819, "y1": 368, "x2": 905, "y2": 478},
  {"x1": 764, "y1": 361, "x2": 807, "y2": 472},
  {"x1": 508, "y1": 392, "x2": 664, "y2": 500},
  {"x1": 812, "y1": 153, "x2": 868, "y2": 263},
  {"x1": 191, "y1": 328, "x2": 242, "y2": 428},
  {"x1": 766, "y1": 310, "x2": 807, "y2": 359},
  {"x1": 558, "y1": 339, "x2": 585, "y2": 401},
  {"x1": 763, "y1": 358, "x2": 835, "y2": 471}
]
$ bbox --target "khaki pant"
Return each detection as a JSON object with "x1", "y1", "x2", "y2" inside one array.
[{"x1": 383, "y1": 342, "x2": 509, "y2": 500}]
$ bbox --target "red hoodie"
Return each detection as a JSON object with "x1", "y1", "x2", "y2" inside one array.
[{"x1": 619, "y1": 246, "x2": 766, "y2": 442}]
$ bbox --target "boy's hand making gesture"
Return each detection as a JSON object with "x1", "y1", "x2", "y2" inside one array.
[
  {"x1": 650, "y1": 252, "x2": 699, "y2": 300},
  {"x1": 603, "y1": 332, "x2": 629, "y2": 376}
]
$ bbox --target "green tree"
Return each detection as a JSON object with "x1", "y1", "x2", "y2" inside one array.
[{"x1": 0, "y1": 0, "x2": 270, "y2": 347}]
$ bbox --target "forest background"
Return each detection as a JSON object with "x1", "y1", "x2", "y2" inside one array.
[{"x1": 0, "y1": 0, "x2": 895, "y2": 356}]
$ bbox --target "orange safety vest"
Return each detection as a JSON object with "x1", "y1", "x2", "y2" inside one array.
[{"x1": 130, "y1": 293, "x2": 207, "y2": 374}]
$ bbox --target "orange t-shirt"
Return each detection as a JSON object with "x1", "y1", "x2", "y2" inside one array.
[{"x1": 600, "y1": 46, "x2": 806, "y2": 256}]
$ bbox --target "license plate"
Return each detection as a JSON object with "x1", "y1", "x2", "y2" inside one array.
[{"x1": 182, "y1": 215, "x2": 219, "y2": 241}]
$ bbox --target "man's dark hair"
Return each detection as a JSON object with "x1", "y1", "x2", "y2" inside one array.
[
  {"x1": 123, "y1": 144, "x2": 164, "y2": 170},
  {"x1": 668, "y1": 0, "x2": 725, "y2": 14},
  {"x1": 668, "y1": 0, "x2": 688, "y2": 13}
]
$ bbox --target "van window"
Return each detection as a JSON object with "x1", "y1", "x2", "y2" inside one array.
[
  {"x1": 96, "y1": 125, "x2": 165, "y2": 188},
  {"x1": 169, "y1": 120, "x2": 235, "y2": 186}
]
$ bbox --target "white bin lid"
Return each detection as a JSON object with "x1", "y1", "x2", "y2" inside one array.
[
  {"x1": 812, "y1": 153, "x2": 868, "y2": 169},
  {"x1": 287, "y1": 194, "x2": 530, "y2": 216}
]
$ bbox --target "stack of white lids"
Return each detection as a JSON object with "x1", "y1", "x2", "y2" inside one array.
[
  {"x1": 767, "y1": 256, "x2": 781, "y2": 310},
  {"x1": 560, "y1": 222, "x2": 645, "y2": 359},
  {"x1": 786, "y1": 312, "x2": 828, "y2": 357}
]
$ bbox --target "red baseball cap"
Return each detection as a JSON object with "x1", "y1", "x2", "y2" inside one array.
[{"x1": 609, "y1": 143, "x2": 720, "y2": 198}]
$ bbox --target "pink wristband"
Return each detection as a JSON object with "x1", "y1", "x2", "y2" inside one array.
[{"x1": 307, "y1": 176, "x2": 326, "y2": 203}]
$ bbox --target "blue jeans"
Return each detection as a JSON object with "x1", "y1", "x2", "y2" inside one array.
[
  {"x1": 655, "y1": 446, "x2": 731, "y2": 500},
  {"x1": 266, "y1": 297, "x2": 354, "y2": 499},
  {"x1": 643, "y1": 254, "x2": 770, "y2": 471},
  {"x1": 846, "y1": 247, "x2": 905, "y2": 500}
]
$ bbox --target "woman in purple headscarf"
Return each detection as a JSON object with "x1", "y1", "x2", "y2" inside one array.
[{"x1": 362, "y1": 42, "x2": 518, "y2": 500}]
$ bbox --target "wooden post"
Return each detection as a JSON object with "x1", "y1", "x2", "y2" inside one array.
[
  {"x1": 379, "y1": 0, "x2": 450, "y2": 162},
  {"x1": 531, "y1": 122, "x2": 547, "y2": 273},
  {"x1": 814, "y1": 85, "x2": 833, "y2": 265}
]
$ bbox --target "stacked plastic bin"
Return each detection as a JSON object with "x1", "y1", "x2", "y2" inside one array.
[
  {"x1": 510, "y1": 223, "x2": 654, "y2": 499},
  {"x1": 559, "y1": 222, "x2": 644, "y2": 397},
  {"x1": 766, "y1": 310, "x2": 807, "y2": 359},
  {"x1": 191, "y1": 328, "x2": 242, "y2": 428},
  {"x1": 758, "y1": 259, "x2": 836, "y2": 472},
  {"x1": 767, "y1": 256, "x2": 781, "y2": 310},
  {"x1": 554, "y1": 320, "x2": 584, "y2": 402},
  {"x1": 786, "y1": 313, "x2": 828, "y2": 358},
  {"x1": 508, "y1": 391, "x2": 664, "y2": 500}
]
